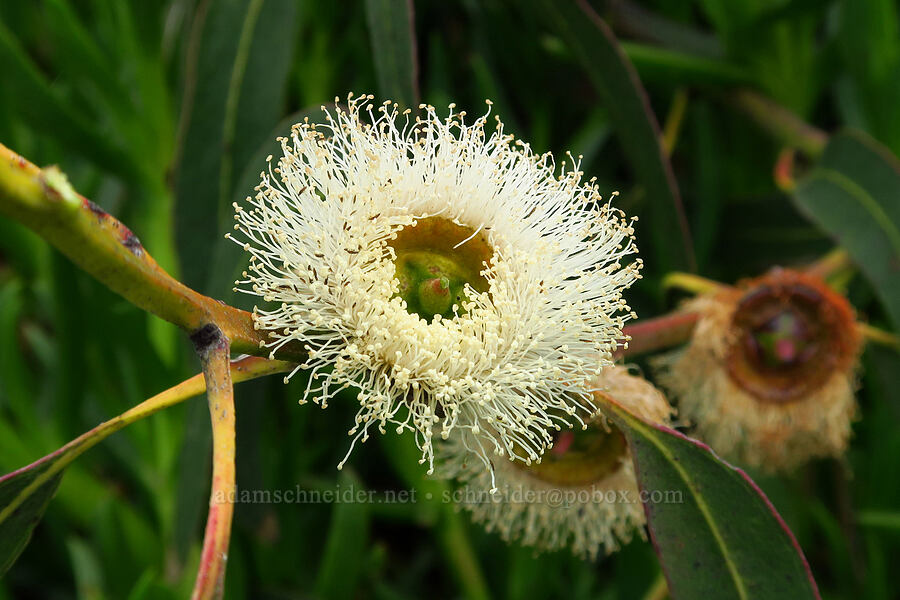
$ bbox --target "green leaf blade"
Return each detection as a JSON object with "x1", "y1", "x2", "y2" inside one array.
[
  {"x1": 622, "y1": 43, "x2": 752, "y2": 88},
  {"x1": 819, "y1": 131, "x2": 900, "y2": 229},
  {"x1": 792, "y1": 131, "x2": 900, "y2": 329},
  {"x1": 604, "y1": 400, "x2": 820, "y2": 600},
  {"x1": 174, "y1": 0, "x2": 299, "y2": 291},
  {"x1": 0, "y1": 458, "x2": 64, "y2": 576}
]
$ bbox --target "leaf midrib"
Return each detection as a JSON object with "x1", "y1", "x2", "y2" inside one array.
[{"x1": 625, "y1": 413, "x2": 750, "y2": 600}]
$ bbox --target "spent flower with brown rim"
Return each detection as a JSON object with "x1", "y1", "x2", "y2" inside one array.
[
  {"x1": 655, "y1": 268, "x2": 862, "y2": 472},
  {"x1": 229, "y1": 94, "x2": 642, "y2": 485}
]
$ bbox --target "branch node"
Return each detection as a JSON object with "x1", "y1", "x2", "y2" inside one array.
[
  {"x1": 39, "y1": 166, "x2": 80, "y2": 209},
  {"x1": 191, "y1": 323, "x2": 227, "y2": 356}
]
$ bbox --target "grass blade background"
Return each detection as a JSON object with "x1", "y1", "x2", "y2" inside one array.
[
  {"x1": 0, "y1": 21, "x2": 140, "y2": 181},
  {"x1": 836, "y1": 0, "x2": 900, "y2": 155},
  {"x1": 622, "y1": 43, "x2": 752, "y2": 88},
  {"x1": 314, "y1": 472, "x2": 371, "y2": 600},
  {"x1": 174, "y1": 0, "x2": 299, "y2": 292},
  {"x1": 364, "y1": 0, "x2": 419, "y2": 108}
]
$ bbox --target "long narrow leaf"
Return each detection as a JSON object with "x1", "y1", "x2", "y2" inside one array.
[
  {"x1": 174, "y1": 0, "x2": 299, "y2": 291},
  {"x1": 792, "y1": 130, "x2": 900, "y2": 329},
  {"x1": 542, "y1": 0, "x2": 695, "y2": 273}
]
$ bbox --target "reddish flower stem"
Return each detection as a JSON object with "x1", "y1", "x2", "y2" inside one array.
[
  {"x1": 619, "y1": 311, "x2": 699, "y2": 358},
  {"x1": 191, "y1": 326, "x2": 236, "y2": 600}
]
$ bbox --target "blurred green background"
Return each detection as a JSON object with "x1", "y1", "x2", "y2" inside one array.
[{"x1": 1, "y1": 0, "x2": 899, "y2": 598}]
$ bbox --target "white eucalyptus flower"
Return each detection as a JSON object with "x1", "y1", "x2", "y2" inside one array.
[
  {"x1": 438, "y1": 366, "x2": 673, "y2": 559},
  {"x1": 229, "y1": 94, "x2": 641, "y2": 483}
]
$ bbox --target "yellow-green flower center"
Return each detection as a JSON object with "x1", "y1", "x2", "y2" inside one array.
[
  {"x1": 389, "y1": 217, "x2": 492, "y2": 321},
  {"x1": 521, "y1": 424, "x2": 627, "y2": 487}
]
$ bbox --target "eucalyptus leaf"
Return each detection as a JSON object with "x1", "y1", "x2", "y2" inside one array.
[
  {"x1": 0, "y1": 458, "x2": 64, "y2": 577},
  {"x1": 792, "y1": 130, "x2": 900, "y2": 329},
  {"x1": 601, "y1": 397, "x2": 820, "y2": 600},
  {"x1": 174, "y1": 0, "x2": 298, "y2": 291}
]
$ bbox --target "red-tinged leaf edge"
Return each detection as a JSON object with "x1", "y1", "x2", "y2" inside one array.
[{"x1": 646, "y1": 424, "x2": 818, "y2": 599}]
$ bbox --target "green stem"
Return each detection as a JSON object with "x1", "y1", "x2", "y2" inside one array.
[
  {"x1": 805, "y1": 248, "x2": 853, "y2": 282},
  {"x1": 661, "y1": 88, "x2": 689, "y2": 156},
  {"x1": 730, "y1": 90, "x2": 827, "y2": 158},
  {"x1": 859, "y1": 324, "x2": 900, "y2": 351},
  {"x1": 662, "y1": 271, "x2": 726, "y2": 295},
  {"x1": 0, "y1": 142, "x2": 305, "y2": 362}
]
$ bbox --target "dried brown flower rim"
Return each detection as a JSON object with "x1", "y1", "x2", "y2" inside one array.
[{"x1": 725, "y1": 269, "x2": 860, "y2": 405}]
